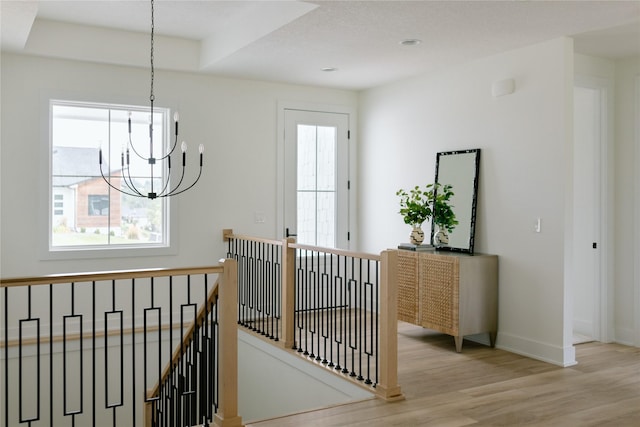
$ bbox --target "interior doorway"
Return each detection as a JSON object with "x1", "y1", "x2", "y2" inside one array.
[{"x1": 572, "y1": 78, "x2": 613, "y2": 345}]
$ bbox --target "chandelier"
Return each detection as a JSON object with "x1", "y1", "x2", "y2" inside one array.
[{"x1": 99, "y1": 0, "x2": 203, "y2": 199}]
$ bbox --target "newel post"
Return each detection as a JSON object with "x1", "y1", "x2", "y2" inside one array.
[
  {"x1": 281, "y1": 237, "x2": 296, "y2": 349},
  {"x1": 214, "y1": 258, "x2": 244, "y2": 427},
  {"x1": 377, "y1": 250, "x2": 404, "y2": 401}
]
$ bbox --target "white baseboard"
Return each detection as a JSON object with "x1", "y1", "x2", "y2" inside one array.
[
  {"x1": 497, "y1": 332, "x2": 576, "y2": 367},
  {"x1": 614, "y1": 327, "x2": 636, "y2": 346}
]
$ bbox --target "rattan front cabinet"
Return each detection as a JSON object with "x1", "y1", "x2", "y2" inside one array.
[{"x1": 397, "y1": 250, "x2": 498, "y2": 352}]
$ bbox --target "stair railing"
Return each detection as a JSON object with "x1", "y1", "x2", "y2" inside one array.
[
  {"x1": 225, "y1": 230, "x2": 403, "y2": 401},
  {"x1": 1, "y1": 260, "x2": 241, "y2": 427},
  {"x1": 143, "y1": 258, "x2": 242, "y2": 427}
]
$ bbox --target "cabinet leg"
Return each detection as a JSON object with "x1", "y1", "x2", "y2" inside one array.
[
  {"x1": 454, "y1": 336, "x2": 463, "y2": 352},
  {"x1": 489, "y1": 331, "x2": 497, "y2": 348}
]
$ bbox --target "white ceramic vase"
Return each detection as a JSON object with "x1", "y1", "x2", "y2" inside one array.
[
  {"x1": 434, "y1": 224, "x2": 449, "y2": 246},
  {"x1": 409, "y1": 224, "x2": 425, "y2": 245}
]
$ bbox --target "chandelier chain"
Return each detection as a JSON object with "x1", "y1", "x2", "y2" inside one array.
[{"x1": 150, "y1": 0, "x2": 155, "y2": 104}]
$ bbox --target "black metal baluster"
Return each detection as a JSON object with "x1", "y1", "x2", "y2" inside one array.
[
  {"x1": 131, "y1": 279, "x2": 136, "y2": 427},
  {"x1": 19, "y1": 285, "x2": 41, "y2": 423},
  {"x1": 239, "y1": 240, "x2": 246, "y2": 327},
  {"x1": 348, "y1": 259, "x2": 355, "y2": 375},
  {"x1": 274, "y1": 244, "x2": 281, "y2": 342},
  {"x1": 341, "y1": 255, "x2": 344, "y2": 374},
  {"x1": 92, "y1": 281, "x2": 96, "y2": 426},
  {"x1": 247, "y1": 241, "x2": 254, "y2": 330},
  {"x1": 332, "y1": 256, "x2": 341, "y2": 371},
  {"x1": 314, "y1": 251, "x2": 321, "y2": 361},
  {"x1": 201, "y1": 274, "x2": 209, "y2": 424},
  {"x1": 265, "y1": 252, "x2": 273, "y2": 339},
  {"x1": 357, "y1": 259, "x2": 364, "y2": 381},
  {"x1": 258, "y1": 242, "x2": 264, "y2": 335},
  {"x1": 49, "y1": 284, "x2": 53, "y2": 427},
  {"x1": 258, "y1": 242, "x2": 262, "y2": 334},
  {"x1": 4, "y1": 287, "x2": 7, "y2": 427},
  {"x1": 321, "y1": 252, "x2": 329, "y2": 364},
  {"x1": 309, "y1": 251, "x2": 316, "y2": 359},
  {"x1": 105, "y1": 279, "x2": 124, "y2": 426},
  {"x1": 370, "y1": 259, "x2": 379, "y2": 386},
  {"x1": 63, "y1": 282, "x2": 83, "y2": 425},
  {"x1": 296, "y1": 252, "x2": 304, "y2": 353},
  {"x1": 302, "y1": 251, "x2": 310, "y2": 356},
  {"x1": 212, "y1": 298, "x2": 219, "y2": 414}
]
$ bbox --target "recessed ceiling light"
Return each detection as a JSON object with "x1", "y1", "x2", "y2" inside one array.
[
  {"x1": 399, "y1": 39, "x2": 422, "y2": 46},
  {"x1": 322, "y1": 67, "x2": 338, "y2": 72}
]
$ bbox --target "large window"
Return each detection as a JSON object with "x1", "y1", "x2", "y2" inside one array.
[{"x1": 50, "y1": 100, "x2": 169, "y2": 249}]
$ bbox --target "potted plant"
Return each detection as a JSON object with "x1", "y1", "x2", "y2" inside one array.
[
  {"x1": 396, "y1": 183, "x2": 457, "y2": 246},
  {"x1": 396, "y1": 184, "x2": 435, "y2": 245}
]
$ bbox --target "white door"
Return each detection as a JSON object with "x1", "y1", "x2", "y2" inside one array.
[{"x1": 282, "y1": 109, "x2": 350, "y2": 249}]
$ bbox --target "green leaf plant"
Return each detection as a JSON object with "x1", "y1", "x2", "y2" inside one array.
[{"x1": 396, "y1": 183, "x2": 458, "y2": 232}]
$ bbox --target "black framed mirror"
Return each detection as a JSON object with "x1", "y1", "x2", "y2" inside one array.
[{"x1": 431, "y1": 149, "x2": 480, "y2": 253}]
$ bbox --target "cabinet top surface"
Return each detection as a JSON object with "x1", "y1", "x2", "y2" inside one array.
[{"x1": 395, "y1": 249, "x2": 497, "y2": 259}]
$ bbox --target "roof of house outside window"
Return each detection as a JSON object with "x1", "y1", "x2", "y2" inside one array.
[{"x1": 52, "y1": 146, "x2": 119, "y2": 187}]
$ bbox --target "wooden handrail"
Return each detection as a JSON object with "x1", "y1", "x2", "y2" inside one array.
[
  {"x1": 289, "y1": 242, "x2": 380, "y2": 261},
  {"x1": 224, "y1": 228, "x2": 283, "y2": 246},
  {"x1": 224, "y1": 229, "x2": 380, "y2": 261},
  {"x1": 0, "y1": 266, "x2": 223, "y2": 288}
]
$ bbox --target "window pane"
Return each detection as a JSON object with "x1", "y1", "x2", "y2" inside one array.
[
  {"x1": 297, "y1": 125, "x2": 316, "y2": 191},
  {"x1": 316, "y1": 191, "x2": 335, "y2": 247},
  {"x1": 51, "y1": 101, "x2": 167, "y2": 248},
  {"x1": 297, "y1": 191, "x2": 316, "y2": 245},
  {"x1": 316, "y1": 126, "x2": 336, "y2": 191}
]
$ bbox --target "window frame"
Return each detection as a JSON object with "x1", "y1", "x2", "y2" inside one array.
[{"x1": 41, "y1": 97, "x2": 179, "y2": 260}]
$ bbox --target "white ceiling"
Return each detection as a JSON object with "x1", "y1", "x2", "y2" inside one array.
[{"x1": 2, "y1": 0, "x2": 639, "y2": 90}]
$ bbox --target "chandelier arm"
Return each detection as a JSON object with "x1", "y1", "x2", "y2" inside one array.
[
  {"x1": 123, "y1": 165, "x2": 146, "y2": 197},
  {"x1": 162, "y1": 165, "x2": 202, "y2": 197},
  {"x1": 155, "y1": 159, "x2": 173, "y2": 197},
  {"x1": 160, "y1": 162, "x2": 186, "y2": 197},
  {"x1": 100, "y1": 163, "x2": 144, "y2": 198},
  {"x1": 127, "y1": 134, "x2": 150, "y2": 161}
]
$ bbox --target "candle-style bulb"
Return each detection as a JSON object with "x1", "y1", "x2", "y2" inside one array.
[
  {"x1": 198, "y1": 144, "x2": 204, "y2": 154},
  {"x1": 181, "y1": 141, "x2": 187, "y2": 152},
  {"x1": 173, "y1": 111, "x2": 179, "y2": 122}
]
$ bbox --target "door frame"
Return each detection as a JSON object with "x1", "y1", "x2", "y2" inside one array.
[
  {"x1": 573, "y1": 75, "x2": 614, "y2": 343},
  {"x1": 276, "y1": 101, "x2": 357, "y2": 249}
]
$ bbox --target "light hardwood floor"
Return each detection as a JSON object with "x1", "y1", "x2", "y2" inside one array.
[{"x1": 246, "y1": 321, "x2": 640, "y2": 426}]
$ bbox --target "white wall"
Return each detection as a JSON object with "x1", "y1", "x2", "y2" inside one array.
[
  {"x1": 238, "y1": 331, "x2": 372, "y2": 423},
  {"x1": 0, "y1": 53, "x2": 357, "y2": 277},
  {"x1": 358, "y1": 38, "x2": 576, "y2": 365}
]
